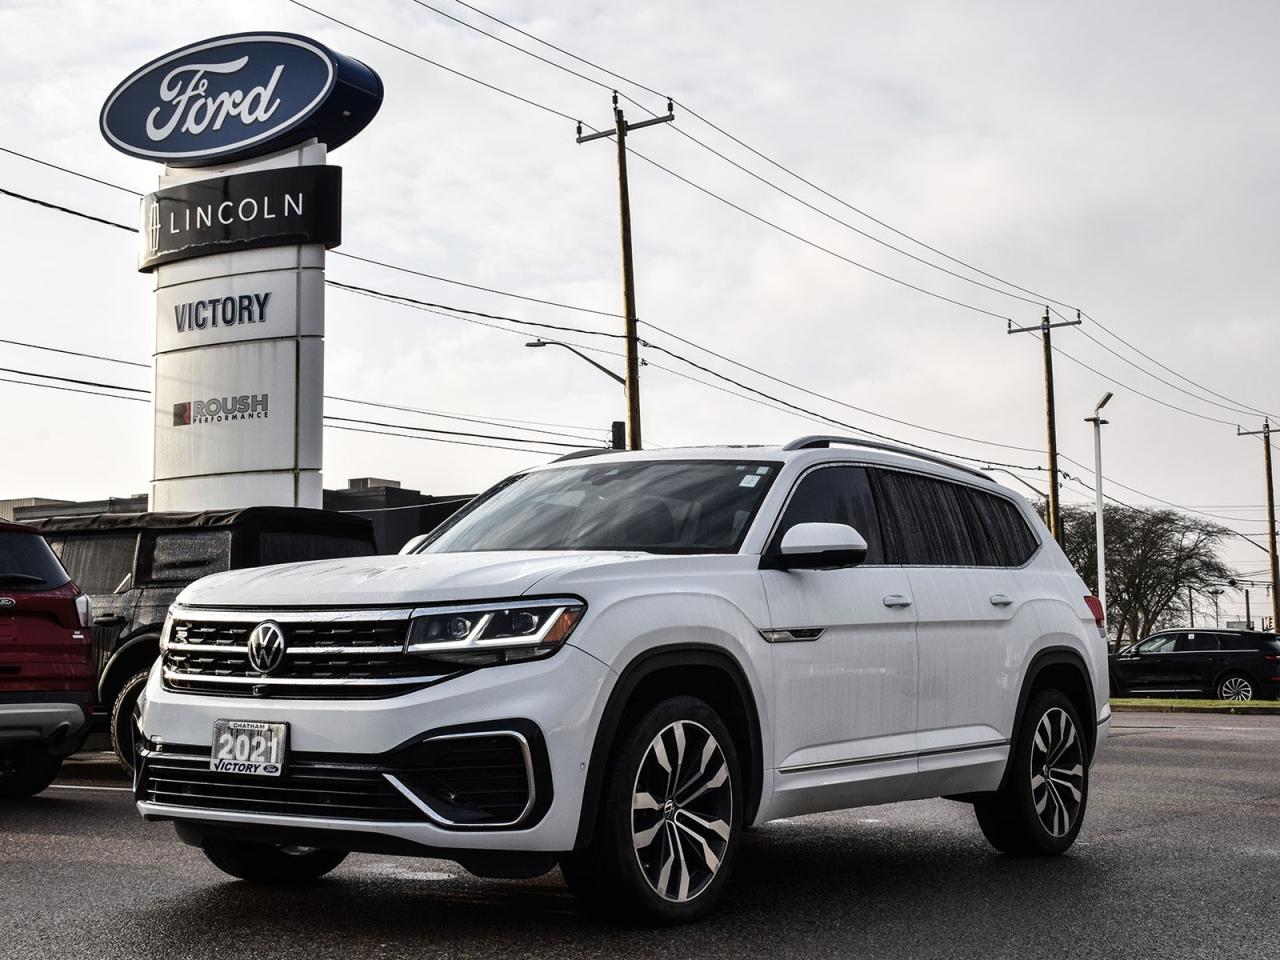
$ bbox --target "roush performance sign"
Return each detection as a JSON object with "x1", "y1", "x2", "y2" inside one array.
[{"x1": 139, "y1": 166, "x2": 342, "y2": 270}]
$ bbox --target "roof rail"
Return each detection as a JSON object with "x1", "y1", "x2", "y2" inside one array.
[
  {"x1": 782, "y1": 435, "x2": 995, "y2": 483},
  {"x1": 552, "y1": 448, "x2": 619, "y2": 463}
]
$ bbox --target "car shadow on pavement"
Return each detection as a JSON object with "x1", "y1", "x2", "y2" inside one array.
[{"x1": 120, "y1": 810, "x2": 1115, "y2": 958}]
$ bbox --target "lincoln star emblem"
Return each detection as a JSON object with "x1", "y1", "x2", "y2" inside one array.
[{"x1": 246, "y1": 621, "x2": 286, "y2": 674}]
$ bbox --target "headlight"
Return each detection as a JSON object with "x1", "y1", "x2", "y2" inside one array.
[
  {"x1": 158, "y1": 612, "x2": 174, "y2": 654},
  {"x1": 406, "y1": 598, "x2": 585, "y2": 667}
]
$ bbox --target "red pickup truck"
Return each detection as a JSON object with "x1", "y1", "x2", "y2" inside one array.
[{"x1": 0, "y1": 520, "x2": 95, "y2": 797}]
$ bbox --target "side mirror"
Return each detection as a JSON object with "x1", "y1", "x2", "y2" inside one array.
[
  {"x1": 765, "y1": 522, "x2": 868, "y2": 571},
  {"x1": 398, "y1": 533, "x2": 430, "y2": 555}
]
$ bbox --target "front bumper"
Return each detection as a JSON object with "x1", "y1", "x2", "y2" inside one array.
[
  {"x1": 0, "y1": 693, "x2": 93, "y2": 757},
  {"x1": 136, "y1": 644, "x2": 613, "y2": 852}
]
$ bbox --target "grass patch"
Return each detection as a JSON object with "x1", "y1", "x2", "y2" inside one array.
[{"x1": 1110, "y1": 697, "x2": 1280, "y2": 712}]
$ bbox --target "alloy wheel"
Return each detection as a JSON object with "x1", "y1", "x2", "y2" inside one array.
[
  {"x1": 1030, "y1": 707, "x2": 1084, "y2": 838},
  {"x1": 1219, "y1": 676, "x2": 1254, "y2": 701},
  {"x1": 631, "y1": 720, "x2": 733, "y2": 903}
]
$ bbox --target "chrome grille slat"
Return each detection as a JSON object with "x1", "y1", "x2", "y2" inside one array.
[{"x1": 162, "y1": 615, "x2": 443, "y2": 699}]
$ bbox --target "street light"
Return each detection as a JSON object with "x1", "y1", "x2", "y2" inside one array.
[
  {"x1": 526, "y1": 340, "x2": 626, "y2": 449},
  {"x1": 1085, "y1": 392, "x2": 1113, "y2": 639},
  {"x1": 525, "y1": 339, "x2": 625, "y2": 386},
  {"x1": 1207, "y1": 587, "x2": 1224, "y2": 628}
]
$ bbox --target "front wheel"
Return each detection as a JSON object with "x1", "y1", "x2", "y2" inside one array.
[
  {"x1": 974, "y1": 689, "x2": 1089, "y2": 856},
  {"x1": 561, "y1": 695, "x2": 743, "y2": 925},
  {"x1": 110, "y1": 670, "x2": 151, "y2": 773},
  {"x1": 1216, "y1": 673, "x2": 1255, "y2": 701},
  {"x1": 202, "y1": 837, "x2": 348, "y2": 884}
]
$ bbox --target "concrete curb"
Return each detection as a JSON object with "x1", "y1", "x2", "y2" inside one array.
[{"x1": 1110, "y1": 703, "x2": 1280, "y2": 716}]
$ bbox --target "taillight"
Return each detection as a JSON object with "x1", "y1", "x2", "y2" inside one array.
[
  {"x1": 1264, "y1": 653, "x2": 1279, "y2": 662},
  {"x1": 74, "y1": 593, "x2": 92, "y2": 628},
  {"x1": 1084, "y1": 595, "x2": 1105, "y2": 628}
]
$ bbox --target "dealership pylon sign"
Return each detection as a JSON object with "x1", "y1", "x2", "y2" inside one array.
[{"x1": 100, "y1": 32, "x2": 382, "y2": 511}]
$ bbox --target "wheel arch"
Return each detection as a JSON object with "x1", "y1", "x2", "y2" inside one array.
[
  {"x1": 1007, "y1": 646, "x2": 1099, "y2": 780},
  {"x1": 572, "y1": 643, "x2": 764, "y2": 850},
  {"x1": 1211, "y1": 666, "x2": 1261, "y2": 697},
  {"x1": 99, "y1": 632, "x2": 161, "y2": 704}
]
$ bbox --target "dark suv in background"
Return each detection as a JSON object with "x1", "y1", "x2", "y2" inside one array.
[
  {"x1": 1109, "y1": 629, "x2": 1280, "y2": 701},
  {"x1": 33, "y1": 507, "x2": 377, "y2": 768},
  {"x1": 0, "y1": 521, "x2": 95, "y2": 796}
]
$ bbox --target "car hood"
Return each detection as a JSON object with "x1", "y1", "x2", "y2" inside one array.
[{"x1": 175, "y1": 551, "x2": 653, "y2": 608}]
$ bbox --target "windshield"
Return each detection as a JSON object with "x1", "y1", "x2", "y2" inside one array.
[
  {"x1": 0, "y1": 531, "x2": 72, "y2": 591},
  {"x1": 421, "y1": 459, "x2": 781, "y2": 554}
]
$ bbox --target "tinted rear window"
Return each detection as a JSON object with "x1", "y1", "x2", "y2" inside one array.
[
  {"x1": 0, "y1": 531, "x2": 71, "y2": 590},
  {"x1": 1175, "y1": 633, "x2": 1218, "y2": 653},
  {"x1": 48, "y1": 534, "x2": 137, "y2": 595},
  {"x1": 875, "y1": 470, "x2": 978, "y2": 566},
  {"x1": 966, "y1": 488, "x2": 1040, "y2": 566},
  {"x1": 140, "y1": 530, "x2": 232, "y2": 583},
  {"x1": 258, "y1": 532, "x2": 377, "y2": 566}
]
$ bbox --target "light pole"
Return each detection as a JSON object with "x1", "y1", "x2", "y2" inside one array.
[
  {"x1": 1084, "y1": 391, "x2": 1113, "y2": 639},
  {"x1": 1207, "y1": 587, "x2": 1224, "y2": 628},
  {"x1": 525, "y1": 340, "x2": 626, "y2": 449}
]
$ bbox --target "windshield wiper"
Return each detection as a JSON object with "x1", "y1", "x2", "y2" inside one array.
[{"x1": 0, "y1": 573, "x2": 45, "y2": 585}]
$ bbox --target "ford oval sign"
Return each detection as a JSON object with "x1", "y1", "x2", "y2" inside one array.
[{"x1": 100, "y1": 32, "x2": 382, "y2": 166}]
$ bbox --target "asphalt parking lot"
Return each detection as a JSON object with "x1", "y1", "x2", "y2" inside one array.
[{"x1": 2, "y1": 711, "x2": 1277, "y2": 960}]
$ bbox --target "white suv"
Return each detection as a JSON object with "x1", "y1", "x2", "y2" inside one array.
[{"x1": 136, "y1": 436, "x2": 1110, "y2": 923}]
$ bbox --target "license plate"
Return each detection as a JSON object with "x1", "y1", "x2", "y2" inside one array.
[{"x1": 210, "y1": 720, "x2": 287, "y2": 776}]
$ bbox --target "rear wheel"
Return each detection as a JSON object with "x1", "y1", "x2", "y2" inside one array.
[
  {"x1": 1216, "y1": 673, "x2": 1255, "y2": 701},
  {"x1": 0, "y1": 751, "x2": 63, "y2": 798},
  {"x1": 974, "y1": 689, "x2": 1089, "y2": 856},
  {"x1": 202, "y1": 837, "x2": 348, "y2": 884},
  {"x1": 561, "y1": 695, "x2": 742, "y2": 925},
  {"x1": 110, "y1": 670, "x2": 150, "y2": 773}
]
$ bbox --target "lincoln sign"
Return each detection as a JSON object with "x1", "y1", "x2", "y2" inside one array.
[{"x1": 101, "y1": 32, "x2": 382, "y2": 512}]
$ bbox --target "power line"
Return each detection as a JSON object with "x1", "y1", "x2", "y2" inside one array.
[
  {"x1": 0, "y1": 337, "x2": 151, "y2": 369},
  {"x1": 0, "y1": 365, "x2": 149, "y2": 393},
  {"x1": 324, "y1": 279, "x2": 622, "y2": 339},
  {"x1": 0, "y1": 187, "x2": 134, "y2": 232},
  {"x1": 0, "y1": 146, "x2": 140, "y2": 196},
  {"x1": 332, "y1": 251, "x2": 621, "y2": 318},
  {"x1": 0, "y1": 374, "x2": 146, "y2": 404},
  {"x1": 286, "y1": 0, "x2": 578, "y2": 123},
  {"x1": 337, "y1": 496, "x2": 473, "y2": 514},
  {"x1": 325, "y1": 395, "x2": 604, "y2": 442}
]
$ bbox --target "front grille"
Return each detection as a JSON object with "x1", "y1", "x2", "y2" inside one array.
[
  {"x1": 136, "y1": 744, "x2": 427, "y2": 822},
  {"x1": 163, "y1": 616, "x2": 451, "y2": 698}
]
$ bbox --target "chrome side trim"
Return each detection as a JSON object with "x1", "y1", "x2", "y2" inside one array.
[
  {"x1": 161, "y1": 668, "x2": 443, "y2": 688},
  {"x1": 779, "y1": 739, "x2": 1010, "y2": 775},
  {"x1": 382, "y1": 731, "x2": 537, "y2": 829}
]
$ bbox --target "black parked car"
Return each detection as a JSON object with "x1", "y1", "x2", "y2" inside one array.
[
  {"x1": 33, "y1": 507, "x2": 377, "y2": 768},
  {"x1": 1109, "y1": 629, "x2": 1280, "y2": 701}
]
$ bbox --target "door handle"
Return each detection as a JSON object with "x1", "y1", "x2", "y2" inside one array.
[
  {"x1": 989, "y1": 594, "x2": 1014, "y2": 607},
  {"x1": 93, "y1": 615, "x2": 126, "y2": 627},
  {"x1": 882, "y1": 594, "x2": 913, "y2": 608}
]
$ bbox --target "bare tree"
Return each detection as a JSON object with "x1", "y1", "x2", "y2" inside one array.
[{"x1": 1055, "y1": 504, "x2": 1234, "y2": 647}]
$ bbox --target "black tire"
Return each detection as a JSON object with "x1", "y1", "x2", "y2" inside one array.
[
  {"x1": 974, "y1": 688, "x2": 1089, "y2": 856},
  {"x1": 202, "y1": 837, "x2": 348, "y2": 884},
  {"x1": 110, "y1": 670, "x2": 150, "y2": 774},
  {"x1": 1108, "y1": 673, "x2": 1125, "y2": 698},
  {"x1": 1215, "y1": 673, "x2": 1255, "y2": 701},
  {"x1": 560, "y1": 695, "x2": 743, "y2": 925},
  {"x1": 0, "y1": 751, "x2": 63, "y2": 798}
]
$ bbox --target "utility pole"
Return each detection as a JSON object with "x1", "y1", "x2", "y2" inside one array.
[
  {"x1": 1085, "y1": 392, "x2": 1113, "y2": 635},
  {"x1": 1236, "y1": 419, "x2": 1280, "y2": 638},
  {"x1": 1245, "y1": 588, "x2": 1252, "y2": 630},
  {"x1": 1008, "y1": 307, "x2": 1082, "y2": 544},
  {"x1": 1188, "y1": 586, "x2": 1195, "y2": 628},
  {"x1": 577, "y1": 93, "x2": 674, "y2": 451}
]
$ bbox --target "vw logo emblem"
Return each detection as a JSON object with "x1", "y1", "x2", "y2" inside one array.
[{"x1": 246, "y1": 621, "x2": 286, "y2": 674}]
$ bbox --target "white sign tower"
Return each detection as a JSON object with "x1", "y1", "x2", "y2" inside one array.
[{"x1": 99, "y1": 32, "x2": 383, "y2": 512}]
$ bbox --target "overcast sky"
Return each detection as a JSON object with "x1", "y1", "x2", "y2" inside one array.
[{"x1": 1, "y1": 0, "x2": 1277, "y2": 609}]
